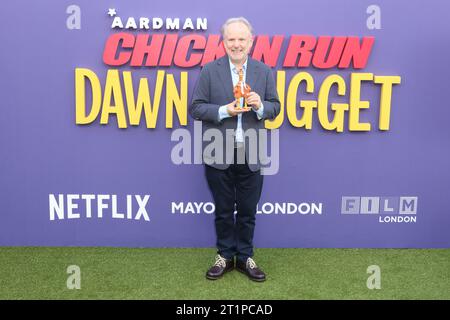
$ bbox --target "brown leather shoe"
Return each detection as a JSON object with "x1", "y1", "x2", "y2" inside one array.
[
  {"x1": 236, "y1": 258, "x2": 266, "y2": 282},
  {"x1": 206, "y1": 255, "x2": 234, "y2": 280}
]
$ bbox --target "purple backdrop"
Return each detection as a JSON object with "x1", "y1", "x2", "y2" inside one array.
[{"x1": 1, "y1": 0, "x2": 449, "y2": 248}]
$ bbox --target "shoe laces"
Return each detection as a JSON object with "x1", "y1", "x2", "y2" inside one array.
[
  {"x1": 214, "y1": 255, "x2": 227, "y2": 268},
  {"x1": 247, "y1": 257, "x2": 257, "y2": 269}
]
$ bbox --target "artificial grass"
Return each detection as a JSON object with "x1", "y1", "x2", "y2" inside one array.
[{"x1": 0, "y1": 247, "x2": 448, "y2": 300}]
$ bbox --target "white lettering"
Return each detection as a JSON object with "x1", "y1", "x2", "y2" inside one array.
[
  {"x1": 48, "y1": 194, "x2": 150, "y2": 222},
  {"x1": 49, "y1": 194, "x2": 64, "y2": 220},
  {"x1": 167, "y1": 18, "x2": 180, "y2": 30},
  {"x1": 196, "y1": 18, "x2": 207, "y2": 30},
  {"x1": 111, "y1": 17, "x2": 123, "y2": 29},
  {"x1": 182, "y1": 18, "x2": 193, "y2": 30},
  {"x1": 82, "y1": 194, "x2": 95, "y2": 218},
  {"x1": 153, "y1": 17, "x2": 163, "y2": 29},
  {"x1": 112, "y1": 195, "x2": 124, "y2": 219},
  {"x1": 135, "y1": 195, "x2": 150, "y2": 221},
  {"x1": 378, "y1": 216, "x2": 417, "y2": 223},
  {"x1": 67, "y1": 194, "x2": 80, "y2": 219},
  {"x1": 97, "y1": 194, "x2": 109, "y2": 218},
  {"x1": 125, "y1": 17, "x2": 137, "y2": 29},
  {"x1": 172, "y1": 202, "x2": 184, "y2": 214},
  {"x1": 139, "y1": 17, "x2": 149, "y2": 29}
]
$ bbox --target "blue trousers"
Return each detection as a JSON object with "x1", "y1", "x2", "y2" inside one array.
[{"x1": 205, "y1": 155, "x2": 263, "y2": 262}]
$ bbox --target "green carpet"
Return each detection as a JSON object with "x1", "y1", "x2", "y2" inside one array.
[{"x1": 0, "y1": 247, "x2": 448, "y2": 299}]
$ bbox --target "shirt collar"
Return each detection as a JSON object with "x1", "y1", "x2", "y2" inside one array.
[{"x1": 229, "y1": 58, "x2": 248, "y2": 74}]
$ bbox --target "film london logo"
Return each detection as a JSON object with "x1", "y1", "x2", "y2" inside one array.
[{"x1": 341, "y1": 196, "x2": 418, "y2": 223}]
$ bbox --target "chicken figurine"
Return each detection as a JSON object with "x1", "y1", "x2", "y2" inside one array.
[{"x1": 233, "y1": 68, "x2": 251, "y2": 109}]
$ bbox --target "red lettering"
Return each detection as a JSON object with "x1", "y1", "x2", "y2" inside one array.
[
  {"x1": 159, "y1": 34, "x2": 178, "y2": 66},
  {"x1": 201, "y1": 35, "x2": 226, "y2": 66},
  {"x1": 252, "y1": 35, "x2": 284, "y2": 67},
  {"x1": 102, "y1": 32, "x2": 135, "y2": 66},
  {"x1": 101, "y1": 33, "x2": 374, "y2": 69},
  {"x1": 312, "y1": 36, "x2": 347, "y2": 69},
  {"x1": 338, "y1": 36, "x2": 374, "y2": 69},
  {"x1": 283, "y1": 35, "x2": 316, "y2": 67},
  {"x1": 130, "y1": 34, "x2": 164, "y2": 67},
  {"x1": 174, "y1": 35, "x2": 206, "y2": 67}
]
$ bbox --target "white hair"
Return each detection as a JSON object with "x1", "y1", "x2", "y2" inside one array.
[{"x1": 220, "y1": 17, "x2": 254, "y2": 37}]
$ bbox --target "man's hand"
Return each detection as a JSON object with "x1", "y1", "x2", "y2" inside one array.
[
  {"x1": 226, "y1": 100, "x2": 251, "y2": 116},
  {"x1": 246, "y1": 92, "x2": 262, "y2": 110}
]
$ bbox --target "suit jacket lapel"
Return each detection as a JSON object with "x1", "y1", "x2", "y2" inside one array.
[
  {"x1": 246, "y1": 57, "x2": 259, "y2": 91},
  {"x1": 244, "y1": 58, "x2": 260, "y2": 123},
  {"x1": 216, "y1": 56, "x2": 235, "y2": 102}
]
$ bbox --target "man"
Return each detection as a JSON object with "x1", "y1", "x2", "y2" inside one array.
[{"x1": 190, "y1": 17, "x2": 280, "y2": 282}]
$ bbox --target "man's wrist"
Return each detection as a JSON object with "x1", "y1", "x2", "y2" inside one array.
[
  {"x1": 253, "y1": 102, "x2": 264, "y2": 119},
  {"x1": 218, "y1": 105, "x2": 232, "y2": 120}
]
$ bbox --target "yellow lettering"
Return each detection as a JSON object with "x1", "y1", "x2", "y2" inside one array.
[
  {"x1": 374, "y1": 75, "x2": 401, "y2": 130},
  {"x1": 318, "y1": 74, "x2": 348, "y2": 132},
  {"x1": 349, "y1": 73, "x2": 373, "y2": 131},
  {"x1": 265, "y1": 71, "x2": 285, "y2": 129},
  {"x1": 123, "y1": 70, "x2": 165, "y2": 128},
  {"x1": 166, "y1": 72, "x2": 188, "y2": 128},
  {"x1": 286, "y1": 72, "x2": 316, "y2": 128},
  {"x1": 101, "y1": 70, "x2": 127, "y2": 128},
  {"x1": 75, "y1": 68, "x2": 101, "y2": 125}
]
